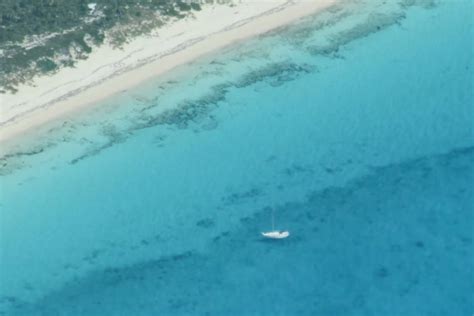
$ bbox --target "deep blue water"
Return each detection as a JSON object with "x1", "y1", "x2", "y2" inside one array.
[{"x1": 1, "y1": 1, "x2": 473, "y2": 315}]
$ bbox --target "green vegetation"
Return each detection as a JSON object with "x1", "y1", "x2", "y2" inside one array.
[{"x1": 0, "y1": 0, "x2": 206, "y2": 93}]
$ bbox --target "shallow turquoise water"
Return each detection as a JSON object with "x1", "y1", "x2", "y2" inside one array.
[{"x1": 1, "y1": 1, "x2": 473, "y2": 315}]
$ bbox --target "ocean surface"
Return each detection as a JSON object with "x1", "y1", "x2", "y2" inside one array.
[{"x1": 1, "y1": 0, "x2": 473, "y2": 315}]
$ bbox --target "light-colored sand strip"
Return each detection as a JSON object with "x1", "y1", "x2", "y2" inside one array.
[{"x1": 0, "y1": 0, "x2": 337, "y2": 144}]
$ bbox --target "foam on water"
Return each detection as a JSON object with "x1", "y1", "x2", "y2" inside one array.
[{"x1": 1, "y1": 0, "x2": 473, "y2": 315}]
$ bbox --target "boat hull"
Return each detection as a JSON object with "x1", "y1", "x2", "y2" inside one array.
[{"x1": 261, "y1": 231, "x2": 290, "y2": 239}]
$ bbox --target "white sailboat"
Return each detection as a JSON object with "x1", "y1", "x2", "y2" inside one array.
[{"x1": 261, "y1": 208, "x2": 289, "y2": 239}]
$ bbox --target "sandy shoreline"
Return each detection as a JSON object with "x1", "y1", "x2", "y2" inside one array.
[{"x1": 0, "y1": 0, "x2": 337, "y2": 144}]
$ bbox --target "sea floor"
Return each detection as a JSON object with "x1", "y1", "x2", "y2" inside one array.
[{"x1": 10, "y1": 147, "x2": 474, "y2": 315}]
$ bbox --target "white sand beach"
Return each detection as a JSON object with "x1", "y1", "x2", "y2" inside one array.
[{"x1": 0, "y1": 0, "x2": 337, "y2": 144}]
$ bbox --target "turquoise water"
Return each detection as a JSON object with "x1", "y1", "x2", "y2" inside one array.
[{"x1": 1, "y1": 1, "x2": 473, "y2": 315}]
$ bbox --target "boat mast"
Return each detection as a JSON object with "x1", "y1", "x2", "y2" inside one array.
[{"x1": 271, "y1": 208, "x2": 275, "y2": 231}]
